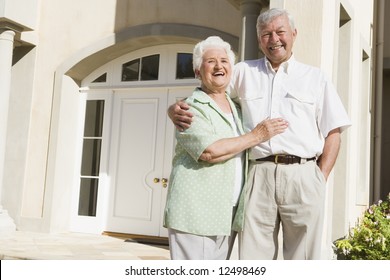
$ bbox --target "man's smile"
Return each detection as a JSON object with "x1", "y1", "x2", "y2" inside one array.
[{"x1": 269, "y1": 45, "x2": 283, "y2": 51}]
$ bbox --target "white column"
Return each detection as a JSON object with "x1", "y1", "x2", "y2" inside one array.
[
  {"x1": 0, "y1": 29, "x2": 16, "y2": 232},
  {"x1": 239, "y1": 0, "x2": 266, "y2": 61}
]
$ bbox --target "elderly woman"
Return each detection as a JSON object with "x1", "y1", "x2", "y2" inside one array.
[{"x1": 163, "y1": 36, "x2": 288, "y2": 260}]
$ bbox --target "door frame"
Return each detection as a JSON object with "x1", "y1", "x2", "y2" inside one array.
[{"x1": 69, "y1": 91, "x2": 113, "y2": 234}]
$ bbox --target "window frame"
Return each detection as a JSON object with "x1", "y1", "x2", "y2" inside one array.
[{"x1": 81, "y1": 44, "x2": 198, "y2": 90}]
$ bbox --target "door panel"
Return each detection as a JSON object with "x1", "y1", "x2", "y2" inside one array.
[
  {"x1": 106, "y1": 89, "x2": 167, "y2": 235},
  {"x1": 106, "y1": 87, "x2": 193, "y2": 237}
]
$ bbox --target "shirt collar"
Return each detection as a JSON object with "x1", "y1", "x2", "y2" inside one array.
[
  {"x1": 193, "y1": 87, "x2": 229, "y2": 104},
  {"x1": 193, "y1": 87, "x2": 213, "y2": 103},
  {"x1": 192, "y1": 87, "x2": 242, "y2": 130},
  {"x1": 264, "y1": 54, "x2": 295, "y2": 74}
]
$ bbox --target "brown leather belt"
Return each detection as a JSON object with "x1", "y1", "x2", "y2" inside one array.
[{"x1": 255, "y1": 155, "x2": 316, "y2": 164}]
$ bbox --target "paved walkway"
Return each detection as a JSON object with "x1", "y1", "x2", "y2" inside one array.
[{"x1": 0, "y1": 231, "x2": 171, "y2": 260}]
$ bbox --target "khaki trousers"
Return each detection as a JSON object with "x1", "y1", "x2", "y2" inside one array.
[
  {"x1": 239, "y1": 160, "x2": 326, "y2": 260},
  {"x1": 168, "y1": 229, "x2": 231, "y2": 260}
]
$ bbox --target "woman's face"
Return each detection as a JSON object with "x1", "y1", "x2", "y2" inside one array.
[{"x1": 196, "y1": 47, "x2": 232, "y2": 93}]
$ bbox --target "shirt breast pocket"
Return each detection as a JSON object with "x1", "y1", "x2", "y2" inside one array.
[
  {"x1": 283, "y1": 90, "x2": 315, "y2": 116},
  {"x1": 239, "y1": 93, "x2": 265, "y2": 127}
]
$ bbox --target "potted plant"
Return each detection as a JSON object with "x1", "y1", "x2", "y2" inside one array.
[{"x1": 334, "y1": 193, "x2": 390, "y2": 260}]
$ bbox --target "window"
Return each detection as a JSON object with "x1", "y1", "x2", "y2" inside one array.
[
  {"x1": 176, "y1": 53, "x2": 194, "y2": 79},
  {"x1": 78, "y1": 100, "x2": 105, "y2": 216},
  {"x1": 91, "y1": 73, "x2": 107, "y2": 83},
  {"x1": 121, "y1": 54, "x2": 160, "y2": 82},
  {"x1": 121, "y1": 59, "x2": 140, "y2": 81}
]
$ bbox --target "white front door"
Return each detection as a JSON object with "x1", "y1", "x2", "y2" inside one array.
[{"x1": 105, "y1": 87, "x2": 192, "y2": 237}]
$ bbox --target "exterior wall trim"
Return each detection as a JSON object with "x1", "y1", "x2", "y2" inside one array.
[{"x1": 65, "y1": 23, "x2": 239, "y2": 84}]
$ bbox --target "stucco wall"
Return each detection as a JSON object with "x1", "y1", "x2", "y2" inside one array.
[
  {"x1": 0, "y1": 0, "x2": 38, "y2": 30},
  {"x1": 114, "y1": 0, "x2": 240, "y2": 35}
]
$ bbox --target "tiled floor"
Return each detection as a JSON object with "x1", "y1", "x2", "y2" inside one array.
[{"x1": 0, "y1": 231, "x2": 171, "y2": 260}]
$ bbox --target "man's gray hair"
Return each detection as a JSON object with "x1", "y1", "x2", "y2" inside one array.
[
  {"x1": 192, "y1": 36, "x2": 235, "y2": 75},
  {"x1": 256, "y1": 8, "x2": 295, "y2": 37}
]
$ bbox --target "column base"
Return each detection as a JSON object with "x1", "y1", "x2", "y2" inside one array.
[{"x1": 0, "y1": 207, "x2": 16, "y2": 232}]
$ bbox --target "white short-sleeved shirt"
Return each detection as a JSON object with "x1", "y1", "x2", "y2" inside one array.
[{"x1": 230, "y1": 56, "x2": 351, "y2": 160}]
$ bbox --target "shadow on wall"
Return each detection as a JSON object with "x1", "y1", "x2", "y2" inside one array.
[{"x1": 381, "y1": 70, "x2": 390, "y2": 200}]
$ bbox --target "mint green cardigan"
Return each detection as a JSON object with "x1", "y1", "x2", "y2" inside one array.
[{"x1": 163, "y1": 88, "x2": 247, "y2": 236}]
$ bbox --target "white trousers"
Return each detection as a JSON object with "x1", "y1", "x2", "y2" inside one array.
[
  {"x1": 168, "y1": 229, "x2": 235, "y2": 260},
  {"x1": 239, "y1": 160, "x2": 326, "y2": 260}
]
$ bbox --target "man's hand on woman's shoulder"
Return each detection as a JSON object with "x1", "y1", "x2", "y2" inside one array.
[{"x1": 168, "y1": 100, "x2": 193, "y2": 131}]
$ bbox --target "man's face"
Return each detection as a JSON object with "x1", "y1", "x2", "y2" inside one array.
[{"x1": 258, "y1": 14, "x2": 297, "y2": 70}]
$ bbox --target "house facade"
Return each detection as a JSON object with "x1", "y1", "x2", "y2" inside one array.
[{"x1": 0, "y1": 0, "x2": 387, "y2": 259}]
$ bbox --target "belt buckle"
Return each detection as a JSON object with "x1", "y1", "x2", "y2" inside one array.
[{"x1": 274, "y1": 155, "x2": 279, "y2": 164}]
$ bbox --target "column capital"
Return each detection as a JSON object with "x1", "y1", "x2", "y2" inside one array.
[
  {"x1": 0, "y1": 19, "x2": 28, "y2": 33},
  {"x1": 0, "y1": 29, "x2": 16, "y2": 41}
]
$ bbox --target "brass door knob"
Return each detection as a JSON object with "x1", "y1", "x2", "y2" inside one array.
[{"x1": 162, "y1": 178, "x2": 168, "y2": 188}]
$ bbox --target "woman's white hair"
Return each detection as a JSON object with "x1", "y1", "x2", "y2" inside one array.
[
  {"x1": 192, "y1": 36, "x2": 235, "y2": 75},
  {"x1": 256, "y1": 8, "x2": 295, "y2": 37}
]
